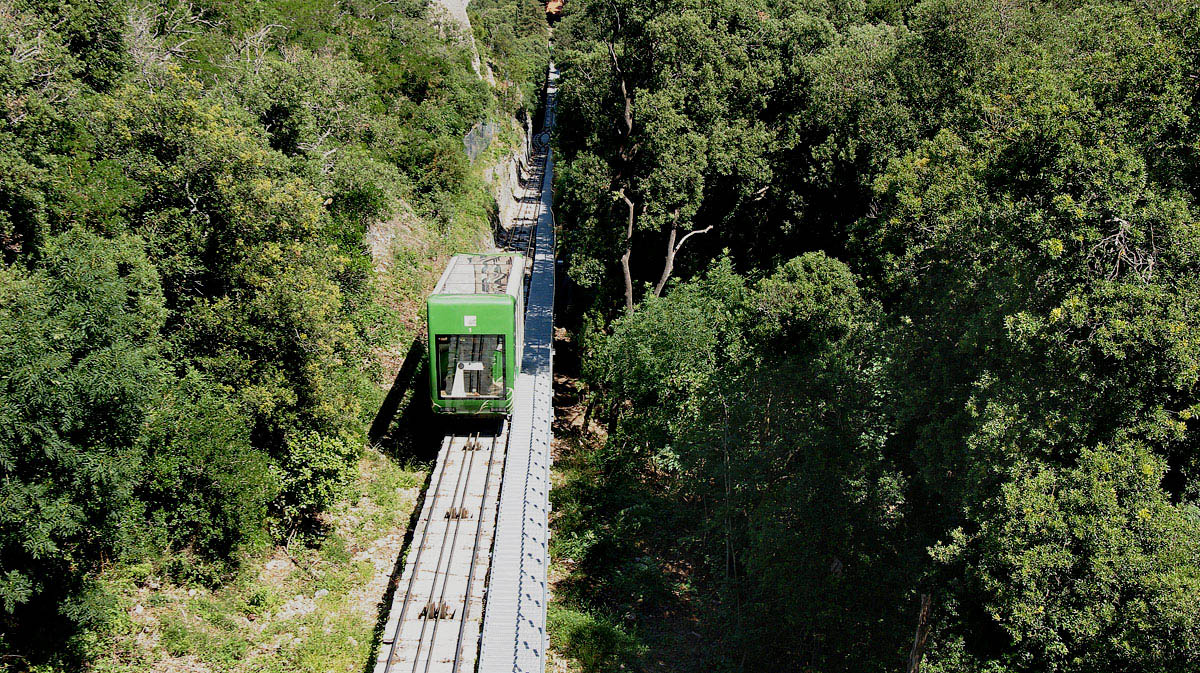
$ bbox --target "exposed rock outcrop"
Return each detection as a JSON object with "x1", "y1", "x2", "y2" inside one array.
[
  {"x1": 481, "y1": 115, "x2": 534, "y2": 240},
  {"x1": 429, "y1": 0, "x2": 495, "y2": 84},
  {"x1": 365, "y1": 114, "x2": 532, "y2": 275}
]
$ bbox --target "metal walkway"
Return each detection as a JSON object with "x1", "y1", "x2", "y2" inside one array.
[
  {"x1": 478, "y1": 63, "x2": 558, "y2": 673},
  {"x1": 372, "y1": 62, "x2": 558, "y2": 673}
]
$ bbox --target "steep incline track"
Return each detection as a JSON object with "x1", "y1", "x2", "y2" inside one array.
[
  {"x1": 372, "y1": 62, "x2": 558, "y2": 673},
  {"x1": 375, "y1": 429, "x2": 506, "y2": 673}
]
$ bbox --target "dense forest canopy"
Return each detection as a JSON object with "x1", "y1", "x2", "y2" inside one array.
[
  {"x1": 551, "y1": 0, "x2": 1200, "y2": 671},
  {"x1": 5, "y1": 0, "x2": 1200, "y2": 669},
  {"x1": 0, "y1": 0, "x2": 547, "y2": 664}
]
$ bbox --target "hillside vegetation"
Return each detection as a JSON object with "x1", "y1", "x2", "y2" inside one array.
[
  {"x1": 0, "y1": 0, "x2": 546, "y2": 667},
  {"x1": 550, "y1": 0, "x2": 1200, "y2": 671}
]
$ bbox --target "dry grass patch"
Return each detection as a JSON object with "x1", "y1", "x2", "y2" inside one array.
[{"x1": 93, "y1": 450, "x2": 425, "y2": 673}]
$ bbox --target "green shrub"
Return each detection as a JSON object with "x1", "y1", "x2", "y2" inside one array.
[
  {"x1": 0, "y1": 229, "x2": 163, "y2": 617},
  {"x1": 547, "y1": 605, "x2": 643, "y2": 673},
  {"x1": 139, "y1": 372, "x2": 279, "y2": 560},
  {"x1": 276, "y1": 431, "x2": 361, "y2": 524}
]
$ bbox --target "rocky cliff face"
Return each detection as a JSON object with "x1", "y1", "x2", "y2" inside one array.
[
  {"x1": 367, "y1": 0, "x2": 540, "y2": 270},
  {"x1": 366, "y1": 113, "x2": 532, "y2": 274},
  {"x1": 429, "y1": 0, "x2": 494, "y2": 84},
  {"x1": 481, "y1": 115, "x2": 534, "y2": 243}
]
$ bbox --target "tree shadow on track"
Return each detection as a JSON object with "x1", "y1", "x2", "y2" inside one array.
[
  {"x1": 370, "y1": 338, "x2": 442, "y2": 463},
  {"x1": 362, "y1": 339, "x2": 440, "y2": 673}
]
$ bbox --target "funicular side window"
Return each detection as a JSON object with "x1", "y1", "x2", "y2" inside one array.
[{"x1": 436, "y1": 335, "x2": 505, "y2": 399}]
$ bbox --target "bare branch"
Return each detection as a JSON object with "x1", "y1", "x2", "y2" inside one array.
[
  {"x1": 617, "y1": 188, "x2": 638, "y2": 313},
  {"x1": 674, "y1": 224, "x2": 713, "y2": 252},
  {"x1": 652, "y1": 213, "x2": 712, "y2": 297},
  {"x1": 127, "y1": 2, "x2": 226, "y2": 77},
  {"x1": 224, "y1": 23, "x2": 287, "y2": 74},
  {"x1": 1088, "y1": 217, "x2": 1156, "y2": 282}
]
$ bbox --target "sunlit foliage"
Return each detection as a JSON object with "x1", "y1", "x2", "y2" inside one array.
[
  {"x1": 0, "y1": 0, "x2": 547, "y2": 662},
  {"x1": 555, "y1": 0, "x2": 1200, "y2": 670}
]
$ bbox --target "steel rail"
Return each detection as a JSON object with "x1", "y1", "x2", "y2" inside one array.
[
  {"x1": 518, "y1": 143, "x2": 551, "y2": 300},
  {"x1": 407, "y1": 433, "x2": 478, "y2": 672},
  {"x1": 500, "y1": 176, "x2": 538, "y2": 251},
  {"x1": 418, "y1": 430, "x2": 483, "y2": 673},
  {"x1": 451, "y1": 422, "x2": 507, "y2": 673},
  {"x1": 422, "y1": 429, "x2": 503, "y2": 673},
  {"x1": 499, "y1": 160, "x2": 532, "y2": 250},
  {"x1": 500, "y1": 142, "x2": 548, "y2": 253}
]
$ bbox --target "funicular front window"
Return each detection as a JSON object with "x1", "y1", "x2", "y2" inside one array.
[{"x1": 436, "y1": 335, "x2": 505, "y2": 399}]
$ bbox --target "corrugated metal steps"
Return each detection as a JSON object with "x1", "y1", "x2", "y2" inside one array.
[{"x1": 477, "y1": 62, "x2": 558, "y2": 673}]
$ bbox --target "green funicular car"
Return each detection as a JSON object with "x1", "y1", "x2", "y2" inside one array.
[{"x1": 427, "y1": 253, "x2": 526, "y2": 415}]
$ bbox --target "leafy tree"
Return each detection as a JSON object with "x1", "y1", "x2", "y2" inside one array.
[
  {"x1": 138, "y1": 373, "x2": 278, "y2": 560},
  {"x1": 0, "y1": 229, "x2": 163, "y2": 622},
  {"x1": 558, "y1": 1, "x2": 1200, "y2": 671},
  {"x1": 556, "y1": 0, "x2": 776, "y2": 311},
  {"x1": 930, "y1": 442, "x2": 1200, "y2": 672},
  {"x1": 578, "y1": 255, "x2": 914, "y2": 669},
  {"x1": 679, "y1": 254, "x2": 910, "y2": 669}
]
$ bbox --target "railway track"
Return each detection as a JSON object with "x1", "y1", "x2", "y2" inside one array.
[
  {"x1": 374, "y1": 76, "x2": 555, "y2": 673},
  {"x1": 377, "y1": 426, "x2": 507, "y2": 673},
  {"x1": 499, "y1": 120, "x2": 552, "y2": 262},
  {"x1": 499, "y1": 133, "x2": 550, "y2": 305},
  {"x1": 374, "y1": 60, "x2": 558, "y2": 673}
]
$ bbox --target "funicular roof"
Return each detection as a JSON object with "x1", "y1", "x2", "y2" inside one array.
[{"x1": 432, "y1": 254, "x2": 522, "y2": 296}]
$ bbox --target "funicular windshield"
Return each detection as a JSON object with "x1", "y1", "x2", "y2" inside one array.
[{"x1": 436, "y1": 335, "x2": 505, "y2": 399}]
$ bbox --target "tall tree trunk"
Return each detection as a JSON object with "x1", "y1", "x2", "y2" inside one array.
[
  {"x1": 652, "y1": 222, "x2": 678, "y2": 298},
  {"x1": 618, "y1": 191, "x2": 636, "y2": 313},
  {"x1": 651, "y1": 217, "x2": 712, "y2": 297},
  {"x1": 721, "y1": 400, "x2": 741, "y2": 636},
  {"x1": 907, "y1": 593, "x2": 933, "y2": 673},
  {"x1": 608, "y1": 41, "x2": 638, "y2": 312},
  {"x1": 608, "y1": 42, "x2": 634, "y2": 148}
]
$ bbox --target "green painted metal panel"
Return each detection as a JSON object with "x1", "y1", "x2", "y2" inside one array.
[{"x1": 427, "y1": 293, "x2": 519, "y2": 415}]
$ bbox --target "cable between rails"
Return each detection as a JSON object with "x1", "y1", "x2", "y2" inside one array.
[
  {"x1": 408, "y1": 433, "x2": 479, "y2": 672},
  {"x1": 451, "y1": 423, "x2": 507, "y2": 673}
]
